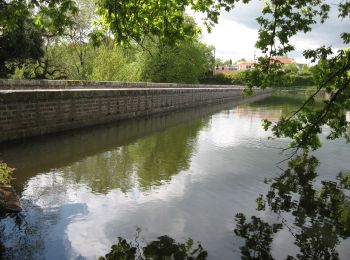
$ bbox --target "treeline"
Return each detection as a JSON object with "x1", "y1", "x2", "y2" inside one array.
[
  {"x1": 2, "y1": 0, "x2": 214, "y2": 84},
  {"x1": 202, "y1": 63, "x2": 316, "y2": 87},
  {"x1": 10, "y1": 39, "x2": 214, "y2": 84},
  {"x1": 1, "y1": 0, "x2": 320, "y2": 87}
]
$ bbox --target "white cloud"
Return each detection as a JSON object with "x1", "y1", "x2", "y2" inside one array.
[
  {"x1": 191, "y1": 2, "x2": 262, "y2": 62},
  {"x1": 191, "y1": 0, "x2": 349, "y2": 63},
  {"x1": 200, "y1": 20, "x2": 258, "y2": 62}
]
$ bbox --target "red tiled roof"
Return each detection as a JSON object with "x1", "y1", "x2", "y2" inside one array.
[{"x1": 273, "y1": 57, "x2": 294, "y2": 64}]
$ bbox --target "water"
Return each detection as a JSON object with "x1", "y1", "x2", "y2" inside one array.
[{"x1": 0, "y1": 94, "x2": 349, "y2": 259}]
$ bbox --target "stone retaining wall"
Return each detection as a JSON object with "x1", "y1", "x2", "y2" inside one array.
[
  {"x1": 0, "y1": 80, "x2": 271, "y2": 143},
  {"x1": 0, "y1": 79, "x2": 240, "y2": 90}
]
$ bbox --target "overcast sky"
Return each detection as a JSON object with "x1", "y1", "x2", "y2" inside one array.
[{"x1": 191, "y1": 1, "x2": 349, "y2": 64}]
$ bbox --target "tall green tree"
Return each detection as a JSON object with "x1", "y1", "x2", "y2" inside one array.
[
  {"x1": 89, "y1": 45, "x2": 141, "y2": 81},
  {"x1": 141, "y1": 39, "x2": 214, "y2": 84},
  {"x1": 0, "y1": 0, "x2": 78, "y2": 77},
  {"x1": 63, "y1": 0, "x2": 97, "y2": 79}
]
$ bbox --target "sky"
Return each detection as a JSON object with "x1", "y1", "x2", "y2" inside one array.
[{"x1": 190, "y1": 1, "x2": 349, "y2": 64}]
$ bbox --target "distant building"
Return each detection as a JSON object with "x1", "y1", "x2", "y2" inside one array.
[
  {"x1": 272, "y1": 57, "x2": 294, "y2": 65},
  {"x1": 213, "y1": 56, "x2": 295, "y2": 76},
  {"x1": 213, "y1": 64, "x2": 238, "y2": 76},
  {"x1": 236, "y1": 61, "x2": 255, "y2": 70}
]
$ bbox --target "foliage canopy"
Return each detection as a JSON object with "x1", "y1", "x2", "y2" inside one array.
[{"x1": 0, "y1": 0, "x2": 78, "y2": 77}]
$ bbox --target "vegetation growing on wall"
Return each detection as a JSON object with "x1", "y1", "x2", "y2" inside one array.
[{"x1": 0, "y1": 162, "x2": 14, "y2": 186}]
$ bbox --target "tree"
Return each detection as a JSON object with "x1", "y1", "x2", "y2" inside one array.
[
  {"x1": 215, "y1": 58, "x2": 224, "y2": 66},
  {"x1": 0, "y1": 0, "x2": 78, "y2": 78},
  {"x1": 89, "y1": 45, "x2": 141, "y2": 81},
  {"x1": 235, "y1": 58, "x2": 247, "y2": 64},
  {"x1": 0, "y1": 0, "x2": 43, "y2": 77},
  {"x1": 63, "y1": 0, "x2": 98, "y2": 79},
  {"x1": 21, "y1": 0, "x2": 96, "y2": 80},
  {"x1": 141, "y1": 39, "x2": 214, "y2": 84},
  {"x1": 95, "y1": 0, "x2": 204, "y2": 46}
]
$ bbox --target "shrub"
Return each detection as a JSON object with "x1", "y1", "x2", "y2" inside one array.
[
  {"x1": 200, "y1": 72, "x2": 246, "y2": 85},
  {"x1": 291, "y1": 74, "x2": 314, "y2": 86},
  {"x1": 0, "y1": 161, "x2": 14, "y2": 185}
]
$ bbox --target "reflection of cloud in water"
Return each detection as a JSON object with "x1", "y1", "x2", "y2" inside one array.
[
  {"x1": 206, "y1": 108, "x2": 283, "y2": 149},
  {"x1": 1, "y1": 117, "x2": 212, "y2": 258},
  {"x1": 18, "y1": 166, "x2": 195, "y2": 259},
  {"x1": 234, "y1": 107, "x2": 283, "y2": 121}
]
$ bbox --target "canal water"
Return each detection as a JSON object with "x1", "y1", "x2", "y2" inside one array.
[{"x1": 0, "y1": 94, "x2": 349, "y2": 259}]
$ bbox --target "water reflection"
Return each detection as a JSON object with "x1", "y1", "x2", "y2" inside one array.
[
  {"x1": 99, "y1": 230, "x2": 207, "y2": 260},
  {"x1": 234, "y1": 153, "x2": 350, "y2": 259},
  {"x1": 234, "y1": 213, "x2": 282, "y2": 260},
  {"x1": 0, "y1": 98, "x2": 260, "y2": 194},
  {"x1": 238, "y1": 94, "x2": 323, "y2": 121},
  {"x1": 61, "y1": 119, "x2": 207, "y2": 194},
  {"x1": 0, "y1": 93, "x2": 349, "y2": 259}
]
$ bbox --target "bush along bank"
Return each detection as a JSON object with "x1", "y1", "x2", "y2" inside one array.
[{"x1": 0, "y1": 162, "x2": 21, "y2": 214}]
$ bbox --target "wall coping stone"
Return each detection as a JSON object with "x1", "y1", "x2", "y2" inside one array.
[
  {"x1": 0, "y1": 88, "x2": 253, "y2": 102},
  {"x1": 0, "y1": 87, "x2": 245, "y2": 93},
  {"x1": 0, "y1": 79, "x2": 244, "y2": 90}
]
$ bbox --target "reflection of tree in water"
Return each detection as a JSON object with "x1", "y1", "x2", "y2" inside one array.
[
  {"x1": 0, "y1": 172, "x2": 89, "y2": 260},
  {"x1": 239, "y1": 94, "x2": 323, "y2": 120},
  {"x1": 234, "y1": 153, "x2": 350, "y2": 259},
  {"x1": 131, "y1": 119, "x2": 205, "y2": 189},
  {"x1": 0, "y1": 201, "x2": 51, "y2": 260},
  {"x1": 99, "y1": 230, "x2": 207, "y2": 260},
  {"x1": 234, "y1": 214, "x2": 282, "y2": 260},
  {"x1": 61, "y1": 119, "x2": 207, "y2": 194}
]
